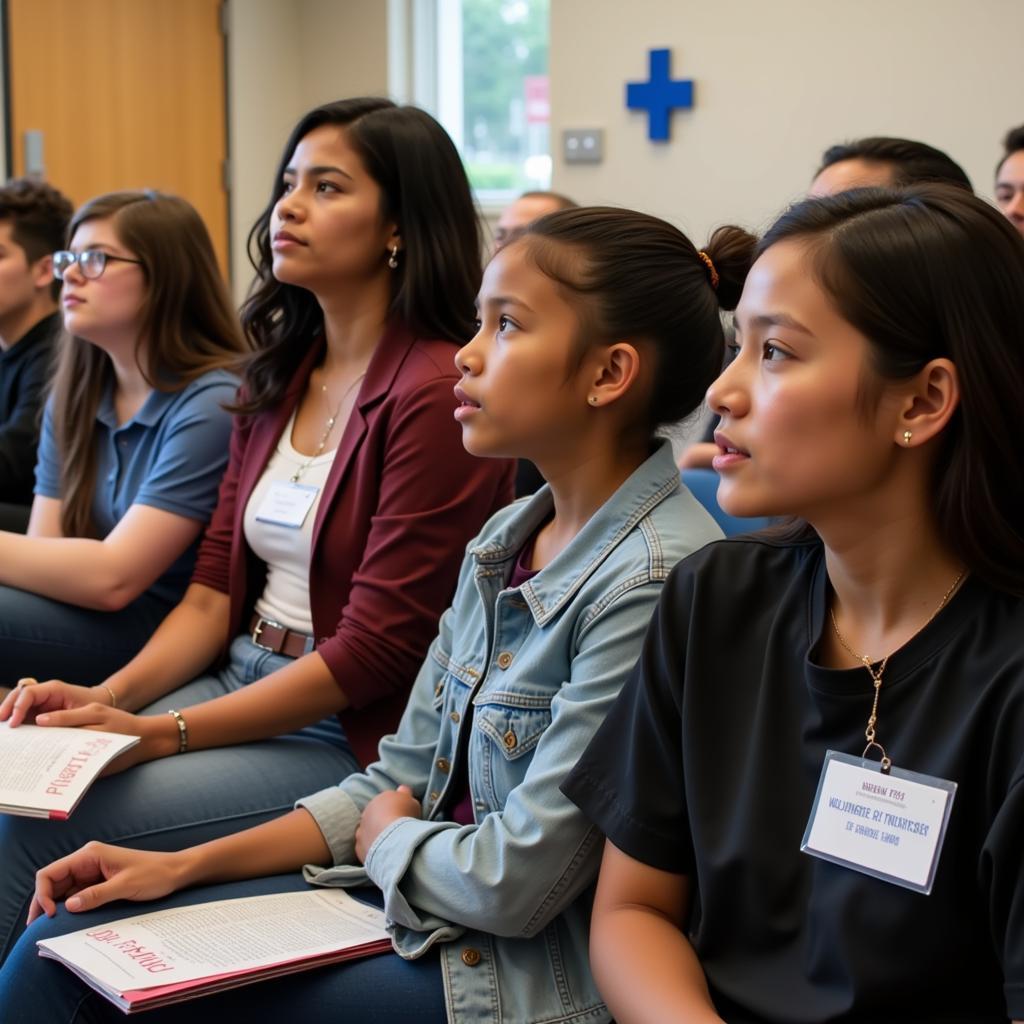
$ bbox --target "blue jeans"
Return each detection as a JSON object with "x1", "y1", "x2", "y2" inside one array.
[
  {"x1": 0, "y1": 635, "x2": 360, "y2": 964},
  {"x1": 0, "y1": 876, "x2": 446, "y2": 1023},
  {"x1": 0, "y1": 584, "x2": 171, "y2": 686}
]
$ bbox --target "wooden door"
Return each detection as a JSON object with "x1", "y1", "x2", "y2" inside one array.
[{"x1": 5, "y1": 0, "x2": 229, "y2": 278}]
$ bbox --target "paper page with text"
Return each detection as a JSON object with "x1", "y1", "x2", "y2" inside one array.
[
  {"x1": 0, "y1": 723, "x2": 140, "y2": 819},
  {"x1": 38, "y1": 888, "x2": 393, "y2": 1012}
]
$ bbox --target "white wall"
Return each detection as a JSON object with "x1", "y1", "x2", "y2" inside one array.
[
  {"x1": 299, "y1": 0, "x2": 390, "y2": 107},
  {"x1": 550, "y1": 0, "x2": 1024, "y2": 244}
]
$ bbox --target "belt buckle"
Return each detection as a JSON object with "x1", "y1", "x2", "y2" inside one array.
[{"x1": 251, "y1": 616, "x2": 285, "y2": 653}]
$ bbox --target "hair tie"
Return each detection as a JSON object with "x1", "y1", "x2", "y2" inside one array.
[{"x1": 697, "y1": 250, "x2": 720, "y2": 290}]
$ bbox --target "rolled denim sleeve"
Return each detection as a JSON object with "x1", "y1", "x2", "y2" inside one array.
[
  {"x1": 297, "y1": 586, "x2": 463, "y2": 864},
  {"x1": 360, "y1": 581, "x2": 664, "y2": 939}
]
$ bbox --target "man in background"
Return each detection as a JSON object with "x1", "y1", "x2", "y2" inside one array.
[
  {"x1": 995, "y1": 125, "x2": 1024, "y2": 237},
  {"x1": 0, "y1": 178, "x2": 73, "y2": 532},
  {"x1": 808, "y1": 135, "x2": 972, "y2": 197},
  {"x1": 493, "y1": 189, "x2": 577, "y2": 255}
]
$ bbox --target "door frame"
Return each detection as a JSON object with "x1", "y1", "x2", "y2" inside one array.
[{"x1": 0, "y1": 0, "x2": 234, "y2": 286}]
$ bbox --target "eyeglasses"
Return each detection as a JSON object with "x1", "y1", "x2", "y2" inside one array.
[{"x1": 52, "y1": 249, "x2": 144, "y2": 281}]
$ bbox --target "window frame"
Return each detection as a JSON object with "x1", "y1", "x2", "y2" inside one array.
[{"x1": 389, "y1": 0, "x2": 551, "y2": 214}]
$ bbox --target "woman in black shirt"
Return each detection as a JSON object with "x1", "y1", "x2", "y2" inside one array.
[{"x1": 563, "y1": 185, "x2": 1024, "y2": 1024}]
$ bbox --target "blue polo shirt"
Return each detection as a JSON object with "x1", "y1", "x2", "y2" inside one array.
[{"x1": 35, "y1": 368, "x2": 238, "y2": 606}]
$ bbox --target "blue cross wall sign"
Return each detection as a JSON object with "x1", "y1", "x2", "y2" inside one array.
[{"x1": 626, "y1": 48, "x2": 694, "y2": 142}]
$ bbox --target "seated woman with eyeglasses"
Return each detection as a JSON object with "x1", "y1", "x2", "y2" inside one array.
[{"x1": 0, "y1": 190, "x2": 245, "y2": 688}]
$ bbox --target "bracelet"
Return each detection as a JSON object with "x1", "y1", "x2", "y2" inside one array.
[
  {"x1": 167, "y1": 709, "x2": 188, "y2": 754},
  {"x1": 100, "y1": 685, "x2": 118, "y2": 709}
]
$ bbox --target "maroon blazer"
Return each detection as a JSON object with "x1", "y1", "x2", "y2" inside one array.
[{"x1": 191, "y1": 320, "x2": 515, "y2": 767}]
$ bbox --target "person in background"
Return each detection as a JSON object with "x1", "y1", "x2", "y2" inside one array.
[
  {"x1": 0, "y1": 178, "x2": 73, "y2": 533},
  {"x1": 0, "y1": 98, "x2": 513, "y2": 963},
  {"x1": 808, "y1": 135, "x2": 972, "y2": 197},
  {"x1": 492, "y1": 189, "x2": 577, "y2": 255},
  {"x1": 0, "y1": 204, "x2": 749, "y2": 1024},
  {"x1": 0, "y1": 190, "x2": 244, "y2": 685},
  {"x1": 565, "y1": 185, "x2": 1024, "y2": 1023},
  {"x1": 995, "y1": 125, "x2": 1024, "y2": 236}
]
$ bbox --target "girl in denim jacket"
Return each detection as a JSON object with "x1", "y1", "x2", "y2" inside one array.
[{"x1": 0, "y1": 207, "x2": 754, "y2": 1024}]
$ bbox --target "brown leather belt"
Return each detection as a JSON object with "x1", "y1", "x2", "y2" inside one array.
[{"x1": 249, "y1": 614, "x2": 314, "y2": 659}]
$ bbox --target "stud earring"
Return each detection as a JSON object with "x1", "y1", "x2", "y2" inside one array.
[
  {"x1": 388, "y1": 245, "x2": 399, "y2": 270},
  {"x1": 903, "y1": 430, "x2": 913, "y2": 445},
  {"x1": 588, "y1": 395, "x2": 599, "y2": 406}
]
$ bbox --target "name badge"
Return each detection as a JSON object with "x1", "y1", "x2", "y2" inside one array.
[
  {"x1": 254, "y1": 481, "x2": 319, "y2": 529},
  {"x1": 800, "y1": 750, "x2": 956, "y2": 894}
]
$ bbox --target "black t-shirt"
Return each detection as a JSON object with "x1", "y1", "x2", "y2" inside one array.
[
  {"x1": 563, "y1": 536, "x2": 1024, "y2": 1023},
  {"x1": 0, "y1": 312, "x2": 60, "y2": 504}
]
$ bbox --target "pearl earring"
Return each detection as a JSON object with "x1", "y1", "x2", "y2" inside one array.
[
  {"x1": 388, "y1": 245, "x2": 399, "y2": 270},
  {"x1": 588, "y1": 395, "x2": 598, "y2": 406}
]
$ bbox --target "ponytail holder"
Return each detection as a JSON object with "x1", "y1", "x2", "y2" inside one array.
[{"x1": 697, "y1": 250, "x2": 719, "y2": 290}]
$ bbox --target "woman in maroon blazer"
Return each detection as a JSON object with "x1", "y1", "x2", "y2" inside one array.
[{"x1": 0, "y1": 98, "x2": 513, "y2": 959}]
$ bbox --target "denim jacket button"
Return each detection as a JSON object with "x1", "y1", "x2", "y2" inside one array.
[
  {"x1": 450, "y1": 710, "x2": 461, "y2": 723},
  {"x1": 496, "y1": 650, "x2": 513, "y2": 669},
  {"x1": 436, "y1": 757, "x2": 451, "y2": 773},
  {"x1": 434, "y1": 682, "x2": 443, "y2": 698},
  {"x1": 461, "y1": 947, "x2": 482, "y2": 967},
  {"x1": 503, "y1": 729, "x2": 517, "y2": 750},
  {"x1": 430, "y1": 790, "x2": 440, "y2": 803}
]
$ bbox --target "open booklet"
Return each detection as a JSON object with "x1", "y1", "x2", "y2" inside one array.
[
  {"x1": 37, "y1": 888, "x2": 393, "y2": 1013},
  {"x1": 0, "y1": 723, "x2": 140, "y2": 819}
]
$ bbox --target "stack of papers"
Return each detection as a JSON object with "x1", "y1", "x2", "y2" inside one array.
[
  {"x1": 0, "y1": 723, "x2": 140, "y2": 819},
  {"x1": 38, "y1": 888, "x2": 393, "y2": 1013}
]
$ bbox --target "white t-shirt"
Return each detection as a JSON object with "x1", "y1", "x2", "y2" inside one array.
[{"x1": 243, "y1": 408, "x2": 337, "y2": 634}]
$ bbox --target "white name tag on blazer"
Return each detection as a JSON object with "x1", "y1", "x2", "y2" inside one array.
[
  {"x1": 254, "y1": 481, "x2": 318, "y2": 529},
  {"x1": 800, "y1": 751, "x2": 956, "y2": 894}
]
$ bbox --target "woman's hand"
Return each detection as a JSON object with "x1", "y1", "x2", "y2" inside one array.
[
  {"x1": 33, "y1": 704, "x2": 180, "y2": 774},
  {"x1": 355, "y1": 785, "x2": 422, "y2": 863},
  {"x1": 0, "y1": 679, "x2": 99, "y2": 727},
  {"x1": 29, "y1": 842, "x2": 191, "y2": 923}
]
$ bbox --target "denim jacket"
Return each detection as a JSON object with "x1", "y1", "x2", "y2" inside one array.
[{"x1": 298, "y1": 440, "x2": 722, "y2": 1023}]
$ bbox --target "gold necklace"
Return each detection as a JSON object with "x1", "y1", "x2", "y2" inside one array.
[
  {"x1": 829, "y1": 569, "x2": 966, "y2": 771},
  {"x1": 289, "y1": 372, "x2": 366, "y2": 484}
]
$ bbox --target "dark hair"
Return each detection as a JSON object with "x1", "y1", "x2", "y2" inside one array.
[
  {"x1": 512, "y1": 206, "x2": 756, "y2": 433},
  {"x1": 996, "y1": 125, "x2": 1024, "y2": 177},
  {"x1": 237, "y1": 97, "x2": 481, "y2": 413},
  {"x1": 518, "y1": 190, "x2": 578, "y2": 210},
  {"x1": 816, "y1": 137, "x2": 972, "y2": 192},
  {"x1": 52, "y1": 190, "x2": 248, "y2": 538},
  {"x1": 0, "y1": 177, "x2": 74, "y2": 299},
  {"x1": 759, "y1": 185, "x2": 1024, "y2": 594}
]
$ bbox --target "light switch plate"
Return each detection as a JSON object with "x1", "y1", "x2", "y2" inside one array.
[{"x1": 563, "y1": 129, "x2": 603, "y2": 164}]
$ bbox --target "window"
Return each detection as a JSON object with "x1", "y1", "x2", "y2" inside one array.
[{"x1": 392, "y1": 0, "x2": 551, "y2": 208}]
